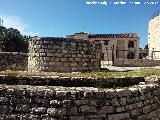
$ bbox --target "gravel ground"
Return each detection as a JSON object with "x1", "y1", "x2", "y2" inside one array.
[{"x1": 101, "y1": 66, "x2": 160, "y2": 71}]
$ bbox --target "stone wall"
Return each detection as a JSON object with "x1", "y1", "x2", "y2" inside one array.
[
  {"x1": 0, "y1": 75, "x2": 145, "y2": 87},
  {"x1": 28, "y1": 37, "x2": 101, "y2": 72},
  {"x1": 0, "y1": 82, "x2": 160, "y2": 120},
  {"x1": 114, "y1": 58, "x2": 160, "y2": 67},
  {"x1": 0, "y1": 52, "x2": 28, "y2": 71}
]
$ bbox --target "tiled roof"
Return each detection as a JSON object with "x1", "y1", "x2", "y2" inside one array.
[{"x1": 88, "y1": 33, "x2": 139, "y2": 38}]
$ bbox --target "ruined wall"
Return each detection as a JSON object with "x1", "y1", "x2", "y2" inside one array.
[
  {"x1": 0, "y1": 83, "x2": 160, "y2": 120},
  {"x1": 114, "y1": 58, "x2": 160, "y2": 67},
  {"x1": 28, "y1": 37, "x2": 101, "y2": 72},
  {"x1": 0, "y1": 52, "x2": 28, "y2": 71}
]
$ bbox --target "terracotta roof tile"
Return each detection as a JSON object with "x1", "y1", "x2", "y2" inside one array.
[{"x1": 88, "y1": 33, "x2": 139, "y2": 38}]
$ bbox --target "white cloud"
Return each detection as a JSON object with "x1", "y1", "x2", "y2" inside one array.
[
  {"x1": 0, "y1": 14, "x2": 39, "y2": 36},
  {"x1": 26, "y1": 31, "x2": 39, "y2": 36},
  {"x1": 22, "y1": 31, "x2": 39, "y2": 36}
]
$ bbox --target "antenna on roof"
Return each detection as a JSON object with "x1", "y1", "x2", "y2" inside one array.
[
  {"x1": 0, "y1": 18, "x2": 4, "y2": 26},
  {"x1": 2, "y1": 19, "x2": 3, "y2": 26},
  {"x1": 82, "y1": 25, "x2": 85, "y2": 32}
]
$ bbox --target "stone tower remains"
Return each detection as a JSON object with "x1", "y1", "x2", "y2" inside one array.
[{"x1": 28, "y1": 37, "x2": 102, "y2": 72}]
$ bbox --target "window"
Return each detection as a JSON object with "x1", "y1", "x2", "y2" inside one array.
[
  {"x1": 127, "y1": 52, "x2": 134, "y2": 59},
  {"x1": 103, "y1": 40, "x2": 109, "y2": 45},
  {"x1": 101, "y1": 53, "x2": 105, "y2": 60},
  {"x1": 94, "y1": 40, "x2": 101, "y2": 44},
  {"x1": 93, "y1": 40, "x2": 102, "y2": 47},
  {"x1": 95, "y1": 40, "x2": 101, "y2": 42},
  {"x1": 128, "y1": 41, "x2": 134, "y2": 48}
]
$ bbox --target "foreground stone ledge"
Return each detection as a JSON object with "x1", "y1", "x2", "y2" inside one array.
[{"x1": 0, "y1": 83, "x2": 159, "y2": 119}]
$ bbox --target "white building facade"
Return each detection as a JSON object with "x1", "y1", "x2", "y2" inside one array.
[{"x1": 148, "y1": 12, "x2": 160, "y2": 59}]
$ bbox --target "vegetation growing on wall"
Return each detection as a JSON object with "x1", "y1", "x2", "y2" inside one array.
[{"x1": 0, "y1": 69, "x2": 159, "y2": 78}]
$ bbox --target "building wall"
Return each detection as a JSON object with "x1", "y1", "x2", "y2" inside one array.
[
  {"x1": 148, "y1": 15, "x2": 160, "y2": 59},
  {"x1": 89, "y1": 38, "x2": 139, "y2": 66},
  {"x1": 0, "y1": 52, "x2": 28, "y2": 71},
  {"x1": 0, "y1": 82, "x2": 160, "y2": 119},
  {"x1": 28, "y1": 37, "x2": 101, "y2": 72},
  {"x1": 67, "y1": 33, "x2": 140, "y2": 66}
]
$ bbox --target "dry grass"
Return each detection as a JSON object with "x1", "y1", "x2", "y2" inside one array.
[{"x1": 0, "y1": 69, "x2": 160, "y2": 78}]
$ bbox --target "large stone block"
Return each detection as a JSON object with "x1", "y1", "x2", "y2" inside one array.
[
  {"x1": 108, "y1": 113, "x2": 130, "y2": 120},
  {"x1": 15, "y1": 104, "x2": 30, "y2": 113},
  {"x1": 47, "y1": 108, "x2": 67, "y2": 117}
]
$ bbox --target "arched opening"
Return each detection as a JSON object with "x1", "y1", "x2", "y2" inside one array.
[
  {"x1": 128, "y1": 41, "x2": 134, "y2": 48},
  {"x1": 127, "y1": 52, "x2": 134, "y2": 59}
]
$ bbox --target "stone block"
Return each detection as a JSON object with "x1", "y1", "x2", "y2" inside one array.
[
  {"x1": 61, "y1": 58, "x2": 68, "y2": 62},
  {"x1": 50, "y1": 100, "x2": 61, "y2": 106},
  {"x1": 130, "y1": 109, "x2": 139, "y2": 117},
  {"x1": 0, "y1": 97, "x2": 8, "y2": 103},
  {"x1": 0, "y1": 105, "x2": 13, "y2": 114},
  {"x1": 79, "y1": 105, "x2": 96, "y2": 113},
  {"x1": 56, "y1": 91, "x2": 69, "y2": 98},
  {"x1": 116, "y1": 106, "x2": 125, "y2": 113},
  {"x1": 18, "y1": 114, "x2": 40, "y2": 120},
  {"x1": 151, "y1": 103, "x2": 158, "y2": 110},
  {"x1": 6, "y1": 89, "x2": 15, "y2": 96},
  {"x1": 31, "y1": 107, "x2": 47, "y2": 114},
  {"x1": 105, "y1": 90, "x2": 117, "y2": 98},
  {"x1": 99, "y1": 106, "x2": 114, "y2": 114},
  {"x1": 70, "y1": 107, "x2": 78, "y2": 115},
  {"x1": 47, "y1": 53, "x2": 53, "y2": 57},
  {"x1": 116, "y1": 89, "x2": 131, "y2": 97},
  {"x1": 39, "y1": 53, "x2": 46, "y2": 57},
  {"x1": 34, "y1": 98, "x2": 49, "y2": 106},
  {"x1": 74, "y1": 100, "x2": 89, "y2": 106},
  {"x1": 47, "y1": 108, "x2": 67, "y2": 117},
  {"x1": 145, "y1": 92, "x2": 152, "y2": 99},
  {"x1": 95, "y1": 91, "x2": 105, "y2": 98},
  {"x1": 36, "y1": 89, "x2": 54, "y2": 97},
  {"x1": 119, "y1": 97, "x2": 126, "y2": 105},
  {"x1": 54, "y1": 58, "x2": 60, "y2": 62},
  {"x1": 20, "y1": 97, "x2": 32, "y2": 104},
  {"x1": 70, "y1": 116, "x2": 84, "y2": 120},
  {"x1": 110, "y1": 98, "x2": 120, "y2": 106},
  {"x1": 75, "y1": 58, "x2": 81, "y2": 62},
  {"x1": 15, "y1": 104, "x2": 30, "y2": 113},
  {"x1": 84, "y1": 91, "x2": 94, "y2": 98},
  {"x1": 142, "y1": 105, "x2": 152, "y2": 114},
  {"x1": 108, "y1": 113, "x2": 130, "y2": 120},
  {"x1": 42, "y1": 117, "x2": 57, "y2": 120}
]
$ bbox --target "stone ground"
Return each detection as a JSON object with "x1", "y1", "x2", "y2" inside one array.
[{"x1": 102, "y1": 66, "x2": 160, "y2": 71}]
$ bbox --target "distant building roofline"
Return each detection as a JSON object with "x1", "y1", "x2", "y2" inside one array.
[
  {"x1": 74, "y1": 32, "x2": 89, "y2": 34},
  {"x1": 88, "y1": 33, "x2": 140, "y2": 39}
]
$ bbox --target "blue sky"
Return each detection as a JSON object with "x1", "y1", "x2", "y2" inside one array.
[{"x1": 0, "y1": 0, "x2": 159, "y2": 48}]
